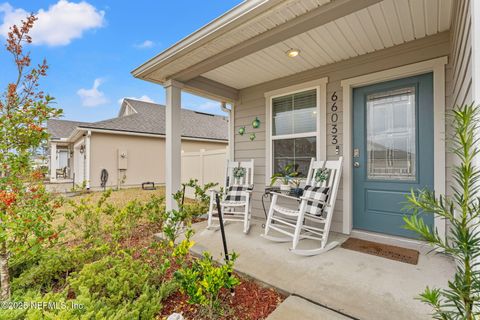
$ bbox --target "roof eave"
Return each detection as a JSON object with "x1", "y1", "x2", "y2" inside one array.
[{"x1": 130, "y1": 0, "x2": 280, "y2": 80}]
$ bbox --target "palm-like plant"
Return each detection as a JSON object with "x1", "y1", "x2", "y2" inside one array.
[
  {"x1": 404, "y1": 103, "x2": 480, "y2": 320},
  {"x1": 270, "y1": 163, "x2": 299, "y2": 186}
]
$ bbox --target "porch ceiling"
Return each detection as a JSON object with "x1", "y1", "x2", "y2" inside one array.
[
  {"x1": 133, "y1": 0, "x2": 454, "y2": 100},
  {"x1": 203, "y1": 0, "x2": 453, "y2": 89},
  {"x1": 133, "y1": 0, "x2": 332, "y2": 82}
]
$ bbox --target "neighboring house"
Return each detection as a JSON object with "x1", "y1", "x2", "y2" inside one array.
[
  {"x1": 47, "y1": 98, "x2": 228, "y2": 189},
  {"x1": 132, "y1": 0, "x2": 479, "y2": 247}
]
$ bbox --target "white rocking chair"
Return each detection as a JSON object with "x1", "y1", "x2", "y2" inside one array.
[
  {"x1": 262, "y1": 157, "x2": 343, "y2": 256},
  {"x1": 207, "y1": 159, "x2": 254, "y2": 234}
]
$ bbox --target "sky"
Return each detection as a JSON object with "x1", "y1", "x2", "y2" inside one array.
[{"x1": 0, "y1": 0, "x2": 242, "y2": 122}]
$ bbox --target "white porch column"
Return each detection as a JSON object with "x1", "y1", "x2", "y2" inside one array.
[
  {"x1": 164, "y1": 80, "x2": 183, "y2": 211},
  {"x1": 221, "y1": 102, "x2": 234, "y2": 161},
  {"x1": 85, "y1": 131, "x2": 91, "y2": 189},
  {"x1": 50, "y1": 142, "x2": 57, "y2": 182}
]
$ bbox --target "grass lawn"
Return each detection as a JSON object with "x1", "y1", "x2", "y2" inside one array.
[{"x1": 60, "y1": 186, "x2": 166, "y2": 210}]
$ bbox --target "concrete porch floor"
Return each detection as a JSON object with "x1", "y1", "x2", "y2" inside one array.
[{"x1": 190, "y1": 220, "x2": 455, "y2": 320}]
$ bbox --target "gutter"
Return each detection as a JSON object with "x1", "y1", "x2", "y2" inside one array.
[{"x1": 64, "y1": 127, "x2": 228, "y2": 143}]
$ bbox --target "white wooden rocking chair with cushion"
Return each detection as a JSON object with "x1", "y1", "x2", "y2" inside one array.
[
  {"x1": 207, "y1": 159, "x2": 254, "y2": 234},
  {"x1": 262, "y1": 157, "x2": 343, "y2": 256}
]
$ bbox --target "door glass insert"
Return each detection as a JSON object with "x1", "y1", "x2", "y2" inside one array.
[{"x1": 366, "y1": 87, "x2": 416, "y2": 181}]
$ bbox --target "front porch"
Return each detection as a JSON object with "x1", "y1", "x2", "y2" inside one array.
[
  {"x1": 190, "y1": 220, "x2": 455, "y2": 320},
  {"x1": 132, "y1": 0, "x2": 478, "y2": 318}
]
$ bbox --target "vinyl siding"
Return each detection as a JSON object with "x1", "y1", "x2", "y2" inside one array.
[
  {"x1": 89, "y1": 132, "x2": 226, "y2": 188},
  {"x1": 234, "y1": 32, "x2": 451, "y2": 233},
  {"x1": 445, "y1": 0, "x2": 473, "y2": 197}
]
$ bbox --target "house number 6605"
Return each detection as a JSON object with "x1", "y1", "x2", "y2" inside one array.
[{"x1": 331, "y1": 91, "x2": 338, "y2": 145}]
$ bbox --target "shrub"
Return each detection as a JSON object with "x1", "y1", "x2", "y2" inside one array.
[
  {"x1": 144, "y1": 195, "x2": 165, "y2": 227},
  {"x1": 5, "y1": 251, "x2": 176, "y2": 320},
  {"x1": 0, "y1": 14, "x2": 63, "y2": 299},
  {"x1": 64, "y1": 190, "x2": 115, "y2": 242},
  {"x1": 11, "y1": 245, "x2": 110, "y2": 295},
  {"x1": 175, "y1": 252, "x2": 239, "y2": 319},
  {"x1": 109, "y1": 199, "x2": 144, "y2": 243},
  {"x1": 404, "y1": 104, "x2": 480, "y2": 319},
  {"x1": 175, "y1": 179, "x2": 220, "y2": 217},
  {"x1": 66, "y1": 252, "x2": 175, "y2": 319}
]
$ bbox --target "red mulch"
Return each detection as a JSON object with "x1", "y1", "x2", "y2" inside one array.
[{"x1": 159, "y1": 279, "x2": 284, "y2": 320}]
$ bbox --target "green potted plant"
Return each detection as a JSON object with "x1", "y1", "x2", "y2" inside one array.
[
  {"x1": 290, "y1": 177, "x2": 304, "y2": 197},
  {"x1": 270, "y1": 163, "x2": 299, "y2": 194}
]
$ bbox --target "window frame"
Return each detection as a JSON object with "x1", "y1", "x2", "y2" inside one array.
[{"x1": 265, "y1": 78, "x2": 328, "y2": 183}]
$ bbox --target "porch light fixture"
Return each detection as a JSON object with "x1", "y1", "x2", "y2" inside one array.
[{"x1": 286, "y1": 49, "x2": 300, "y2": 58}]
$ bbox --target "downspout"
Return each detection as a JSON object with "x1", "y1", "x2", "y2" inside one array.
[
  {"x1": 221, "y1": 102, "x2": 234, "y2": 161},
  {"x1": 85, "y1": 130, "x2": 91, "y2": 190}
]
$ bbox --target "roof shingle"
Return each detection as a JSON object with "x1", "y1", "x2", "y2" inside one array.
[{"x1": 47, "y1": 99, "x2": 228, "y2": 141}]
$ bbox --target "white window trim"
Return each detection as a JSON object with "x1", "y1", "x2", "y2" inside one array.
[
  {"x1": 264, "y1": 77, "x2": 328, "y2": 184},
  {"x1": 340, "y1": 56, "x2": 448, "y2": 241}
]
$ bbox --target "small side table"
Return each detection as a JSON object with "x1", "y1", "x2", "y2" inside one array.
[{"x1": 261, "y1": 187, "x2": 302, "y2": 228}]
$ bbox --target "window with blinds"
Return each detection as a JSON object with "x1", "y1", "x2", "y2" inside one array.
[
  {"x1": 272, "y1": 89, "x2": 317, "y2": 136},
  {"x1": 271, "y1": 89, "x2": 317, "y2": 176}
]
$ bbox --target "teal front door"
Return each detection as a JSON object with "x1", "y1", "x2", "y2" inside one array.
[{"x1": 353, "y1": 73, "x2": 434, "y2": 238}]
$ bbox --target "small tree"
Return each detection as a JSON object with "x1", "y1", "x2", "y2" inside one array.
[
  {"x1": 0, "y1": 15, "x2": 62, "y2": 300},
  {"x1": 404, "y1": 103, "x2": 480, "y2": 319}
]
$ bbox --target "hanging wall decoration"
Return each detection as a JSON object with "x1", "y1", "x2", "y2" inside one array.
[
  {"x1": 249, "y1": 133, "x2": 256, "y2": 141},
  {"x1": 252, "y1": 117, "x2": 261, "y2": 129},
  {"x1": 238, "y1": 126, "x2": 246, "y2": 135}
]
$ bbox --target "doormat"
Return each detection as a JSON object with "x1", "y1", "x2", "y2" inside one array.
[{"x1": 341, "y1": 238, "x2": 419, "y2": 265}]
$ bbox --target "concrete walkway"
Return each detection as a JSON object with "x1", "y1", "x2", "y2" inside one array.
[
  {"x1": 267, "y1": 296, "x2": 351, "y2": 320},
  {"x1": 190, "y1": 221, "x2": 455, "y2": 320}
]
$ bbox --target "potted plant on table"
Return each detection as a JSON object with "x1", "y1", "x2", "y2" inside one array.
[
  {"x1": 290, "y1": 177, "x2": 304, "y2": 197},
  {"x1": 270, "y1": 163, "x2": 299, "y2": 194}
]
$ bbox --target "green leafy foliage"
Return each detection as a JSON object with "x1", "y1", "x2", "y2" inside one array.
[
  {"x1": 143, "y1": 195, "x2": 165, "y2": 227},
  {"x1": 65, "y1": 253, "x2": 174, "y2": 319},
  {"x1": 11, "y1": 245, "x2": 110, "y2": 295},
  {"x1": 6, "y1": 251, "x2": 176, "y2": 320},
  {"x1": 64, "y1": 190, "x2": 115, "y2": 242},
  {"x1": 109, "y1": 199, "x2": 144, "y2": 242},
  {"x1": 0, "y1": 15, "x2": 64, "y2": 299},
  {"x1": 174, "y1": 179, "x2": 219, "y2": 217},
  {"x1": 404, "y1": 104, "x2": 480, "y2": 319},
  {"x1": 175, "y1": 252, "x2": 240, "y2": 319},
  {"x1": 270, "y1": 163, "x2": 299, "y2": 186}
]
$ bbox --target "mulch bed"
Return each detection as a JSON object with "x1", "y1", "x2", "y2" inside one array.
[
  {"x1": 159, "y1": 280, "x2": 283, "y2": 320},
  {"x1": 122, "y1": 221, "x2": 284, "y2": 319}
]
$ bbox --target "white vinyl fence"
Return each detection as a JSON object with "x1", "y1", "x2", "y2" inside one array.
[{"x1": 181, "y1": 148, "x2": 227, "y2": 198}]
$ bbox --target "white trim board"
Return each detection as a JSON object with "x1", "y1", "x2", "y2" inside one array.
[
  {"x1": 264, "y1": 77, "x2": 328, "y2": 184},
  {"x1": 340, "y1": 56, "x2": 448, "y2": 240},
  {"x1": 66, "y1": 128, "x2": 228, "y2": 144}
]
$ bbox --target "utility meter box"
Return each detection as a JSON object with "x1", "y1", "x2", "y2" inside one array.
[{"x1": 118, "y1": 149, "x2": 128, "y2": 170}]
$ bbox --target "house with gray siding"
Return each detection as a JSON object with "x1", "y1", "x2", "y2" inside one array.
[
  {"x1": 133, "y1": 0, "x2": 480, "y2": 243},
  {"x1": 131, "y1": 0, "x2": 480, "y2": 318}
]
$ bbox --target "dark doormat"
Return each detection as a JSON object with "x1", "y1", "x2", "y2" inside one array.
[{"x1": 341, "y1": 238, "x2": 419, "y2": 265}]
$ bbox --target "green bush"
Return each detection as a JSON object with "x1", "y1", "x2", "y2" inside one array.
[
  {"x1": 6, "y1": 252, "x2": 176, "y2": 320},
  {"x1": 64, "y1": 190, "x2": 115, "y2": 242},
  {"x1": 175, "y1": 252, "x2": 239, "y2": 319},
  {"x1": 11, "y1": 245, "x2": 109, "y2": 295},
  {"x1": 144, "y1": 195, "x2": 165, "y2": 227},
  {"x1": 65, "y1": 253, "x2": 175, "y2": 319},
  {"x1": 404, "y1": 104, "x2": 480, "y2": 319},
  {"x1": 175, "y1": 179, "x2": 220, "y2": 217},
  {"x1": 109, "y1": 199, "x2": 144, "y2": 242}
]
